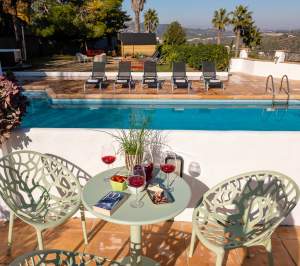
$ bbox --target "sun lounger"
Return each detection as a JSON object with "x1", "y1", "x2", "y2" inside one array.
[
  {"x1": 202, "y1": 61, "x2": 224, "y2": 91},
  {"x1": 84, "y1": 61, "x2": 107, "y2": 92},
  {"x1": 171, "y1": 62, "x2": 191, "y2": 93},
  {"x1": 142, "y1": 61, "x2": 160, "y2": 92},
  {"x1": 114, "y1": 61, "x2": 134, "y2": 91},
  {"x1": 76, "y1": 53, "x2": 92, "y2": 63}
]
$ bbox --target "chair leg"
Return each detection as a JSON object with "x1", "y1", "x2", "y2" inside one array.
[
  {"x1": 188, "y1": 226, "x2": 197, "y2": 257},
  {"x1": 216, "y1": 250, "x2": 225, "y2": 266},
  {"x1": 265, "y1": 240, "x2": 274, "y2": 266},
  {"x1": 83, "y1": 83, "x2": 86, "y2": 93},
  {"x1": 80, "y1": 205, "x2": 88, "y2": 245},
  {"x1": 245, "y1": 247, "x2": 250, "y2": 258},
  {"x1": 36, "y1": 229, "x2": 44, "y2": 250},
  {"x1": 7, "y1": 211, "x2": 14, "y2": 253}
]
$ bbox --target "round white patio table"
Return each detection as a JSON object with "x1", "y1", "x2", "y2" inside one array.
[{"x1": 81, "y1": 167, "x2": 191, "y2": 266}]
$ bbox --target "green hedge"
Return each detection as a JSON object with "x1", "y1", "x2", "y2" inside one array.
[{"x1": 160, "y1": 44, "x2": 230, "y2": 71}]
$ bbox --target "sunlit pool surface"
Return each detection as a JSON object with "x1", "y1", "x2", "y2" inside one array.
[{"x1": 21, "y1": 92, "x2": 300, "y2": 131}]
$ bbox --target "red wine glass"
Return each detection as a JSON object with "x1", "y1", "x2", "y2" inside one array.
[
  {"x1": 101, "y1": 144, "x2": 116, "y2": 183},
  {"x1": 127, "y1": 165, "x2": 146, "y2": 208},
  {"x1": 160, "y1": 151, "x2": 176, "y2": 192}
]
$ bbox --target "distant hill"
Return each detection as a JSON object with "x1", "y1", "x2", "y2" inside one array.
[
  {"x1": 124, "y1": 22, "x2": 234, "y2": 41},
  {"x1": 123, "y1": 22, "x2": 300, "y2": 52},
  {"x1": 123, "y1": 22, "x2": 169, "y2": 36}
]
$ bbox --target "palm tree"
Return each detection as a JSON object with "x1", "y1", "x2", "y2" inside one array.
[
  {"x1": 230, "y1": 5, "x2": 253, "y2": 57},
  {"x1": 131, "y1": 0, "x2": 146, "y2": 33},
  {"x1": 144, "y1": 8, "x2": 159, "y2": 33},
  {"x1": 212, "y1": 8, "x2": 229, "y2": 45}
]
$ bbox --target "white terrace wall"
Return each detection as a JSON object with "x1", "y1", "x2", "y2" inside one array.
[
  {"x1": 1, "y1": 128, "x2": 300, "y2": 225},
  {"x1": 230, "y1": 58, "x2": 300, "y2": 80}
]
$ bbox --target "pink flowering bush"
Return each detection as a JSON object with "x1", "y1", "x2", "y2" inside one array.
[{"x1": 0, "y1": 75, "x2": 28, "y2": 145}]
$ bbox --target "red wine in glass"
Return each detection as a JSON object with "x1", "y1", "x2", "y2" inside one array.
[
  {"x1": 101, "y1": 144, "x2": 116, "y2": 183},
  {"x1": 128, "y1": 165, "x2": 146, "y2": 208},
  {"x1": 134, "y1": 163, "x2": 153, "y2": 182},
  {"x1": 101, "y1": 155, "x2": 116, "y2": 165},
  {"x1": 160, "y1": 164, "x2": 175, "y2": 174},
  {"x1": 128, "y1": 174, "x2": 146, "y2": 208},
  {"x1": 128, "y1": 175, "x2": 145, "y2": 188},
  {"x1": 160, "y1": 151, "x2": 177, "y2": 192}
]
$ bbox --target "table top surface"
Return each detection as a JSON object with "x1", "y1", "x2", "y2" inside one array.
[{"x1": 81, "y1": 167, "x2": 191, "y2": 225}]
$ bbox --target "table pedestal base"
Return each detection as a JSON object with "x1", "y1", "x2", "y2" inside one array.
[
  {"x1": 120, "y1": 225, "x2": 160, "y2": 266},
  {"x1": 120, "y1": 256, "x2": 160, "y2": 266}
]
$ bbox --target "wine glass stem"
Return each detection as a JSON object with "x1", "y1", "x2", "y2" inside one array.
[
  {"x1": 135, "y1": 190, "x2": 139, "y2": 206},
  {"x1": 105, "y1": 164, "x2": 111, "y2": 183},
  {"x1": 166, "y1": 173, "x2": 170, "y2": 189}
]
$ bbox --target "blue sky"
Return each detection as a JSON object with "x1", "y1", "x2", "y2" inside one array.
[{"x1": 123, "y1": 0, "x2": 300, "y2": 30}]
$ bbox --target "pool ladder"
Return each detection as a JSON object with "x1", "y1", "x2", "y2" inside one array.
[{"x1": 265, "y1": 75, "x2": 290, "y2": 108}]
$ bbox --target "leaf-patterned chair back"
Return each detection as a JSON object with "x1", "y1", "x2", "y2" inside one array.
[
  {"x1": 199, "y1": 171, "x2": 299, "y2": 248},
  {"x1": 0, "y1": 151, "x2": 81, "y2": 225}
]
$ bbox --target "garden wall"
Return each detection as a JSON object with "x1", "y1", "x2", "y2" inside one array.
[
  {"x1": 230, "y1": 58, "x2": 300, "y2": 80},
  {"x1": 1, "y1": 128, "x2": 300, "y2": 226}
]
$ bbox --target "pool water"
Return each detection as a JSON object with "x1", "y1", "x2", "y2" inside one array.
[{"x1": 21, "y1": 94, "x2": 300, "y2": 131}]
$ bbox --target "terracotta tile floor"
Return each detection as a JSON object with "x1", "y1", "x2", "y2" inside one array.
[
  {"x1": 0, "y1": 218, "x2": 299, "y2": 266},
  {"x1": 20, "y1": 73, "x2": 300, "y2": 100}
]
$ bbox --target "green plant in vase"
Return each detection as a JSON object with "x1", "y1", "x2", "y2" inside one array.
[{"x1": 108, "y1": 113, "x2": 152, "y2": 170}]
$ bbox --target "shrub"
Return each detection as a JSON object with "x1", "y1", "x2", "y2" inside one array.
[
  {"x1": 133, "y1": 53, "x2": 146, "y2": 59},
  {"x1": 163, "y1": 21, "x2": 186, "y2": 46},
  {"x1": 160, "y1": 44, "x2": 230, "y2": 71},
  {"x1": 0, "y1": 76, "x2": 28, "y2": 145}
]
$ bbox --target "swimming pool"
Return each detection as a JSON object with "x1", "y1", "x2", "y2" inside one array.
[{"x1": 22, "y1": 92, "x2": 300, "y2": 131}]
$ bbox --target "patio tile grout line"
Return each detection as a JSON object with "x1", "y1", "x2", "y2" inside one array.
[{"x1": 280, "y1": 237, "x2": 297, "y2": 266}]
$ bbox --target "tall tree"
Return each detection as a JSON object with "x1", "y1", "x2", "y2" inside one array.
[
  {"x1": 241, "y1": 23, "x2": 262, "y2": 49},
  {"x1": 31, "y1": 0, "x2": 129, "y2": 43},
  {"x1": 230, "y1": 5, "x2": 253, "y2": 57},
  {"x1": 1, "y1": 0, "x2": 31, "y2": 43},
  {"x1": 144, "y1": 8, "x2": 159, "y2": 33},
  {"x1": 212, "y1": 8, "x2": 229, "y2": 45},
  {"x1": 131, "y1": 0, "x2": 146, "y2": 33},
  {"x1": 78, "y1": 0, "x2": 129, "y2": 49},
  {"x1": 163, "y1": 21, "x2": 186, "y2": 46}
]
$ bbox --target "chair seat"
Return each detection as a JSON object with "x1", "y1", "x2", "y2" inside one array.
[
  {"x1": 174, "y1": 79, "x2": 188, "y2": 83},
  {"x1": 209, "y1": 79, "x2": 222, "y2": 83},
  {"x1": 17, "y1": 198, "x2": 81, "y2": 227},
  {"x1": 144, "y1": 78, "x2": 157, "y2": 83},
  {"x1": 86, "y1": 79, "x2": 100, "y2": 83},
  {"x1": 206, "y1": 79, "x2": 223, "y2": 89},
  {"x1": 195, "y1": 208, "x2": 269, "y2": 249},
  {"x1": 116, "y1": 79, "x2": 130, "y2": 84}
]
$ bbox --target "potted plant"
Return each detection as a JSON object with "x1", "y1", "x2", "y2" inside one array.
[{"x1": 107, "y1": 114, "x2": 152, "y2": 170}]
